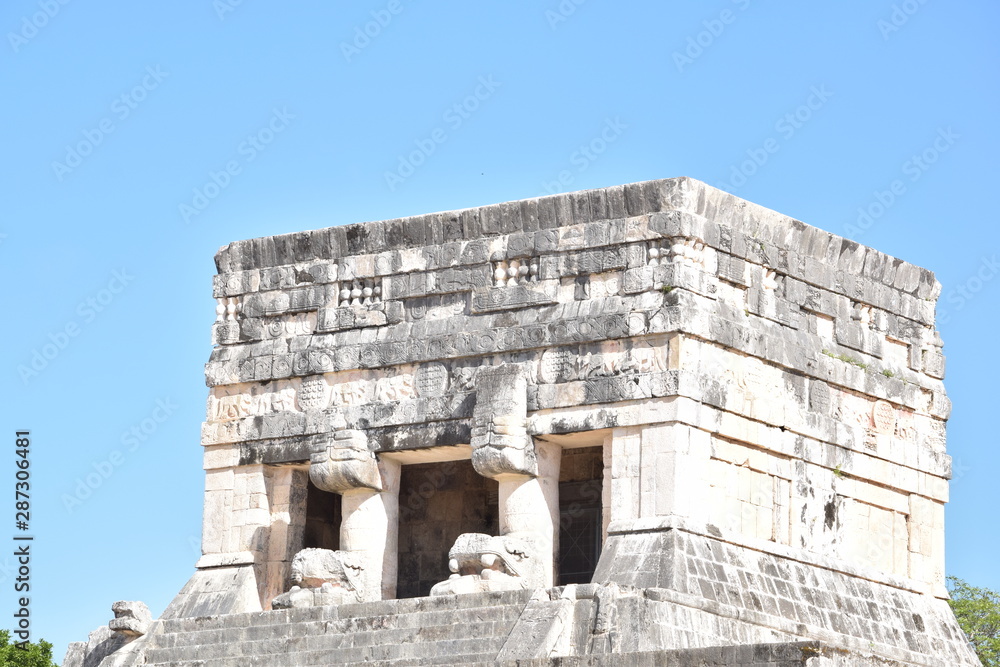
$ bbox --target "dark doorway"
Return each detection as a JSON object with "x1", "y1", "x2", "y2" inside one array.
[
  {"x1": 396, "y1": 460, "x2": 499, "y2": 599},
  {"x1": 557, "y1": 446, "x2": 604, "y2": 586},
  {"x1": 304, "y1": 478, "x2": 340, "y2": 551}
]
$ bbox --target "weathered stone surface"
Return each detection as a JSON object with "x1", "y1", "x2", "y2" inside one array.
[
  {"x1": 160, "y1": 565, "x2": 262, "y2": 619},
  {"x1": 61, "y1": 625, "x2": 127, "y2": 667}
]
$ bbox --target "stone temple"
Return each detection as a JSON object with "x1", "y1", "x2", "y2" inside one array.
[{"x1": 66, "y1": 178, "x2": 980, "y2": 666}]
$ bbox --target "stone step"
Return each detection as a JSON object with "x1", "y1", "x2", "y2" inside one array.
[
  {"x1": 384, "y1": 653, "x2": 500, "y2": 666},
  {"x1": 143, "y1": 649, "x2": 502, "y2": 667},
  {"x1": 150, "y1": 607, "x2": 525, "y2": 649},
  {"x1": 145, "y1": 641, "x2": 506, "y2": 667},
  {"x1": 157, "y1": 588, "x2": 533, "y2": 633},
  {"x1": 149, "y1": 604, "x2": 526, "y2": 644},
  {"x1": 279, "y1": 640, "x2": 502, "y2": 666},
  {"x1": 143, "y1": 593, "x2": 537, "y2": 666},
  {"x1": 144, "y1": 620, "x2": 516, "y2": 664},
  {"x1": 494, "y1": 642, "x2": 851, "y2": 666}
]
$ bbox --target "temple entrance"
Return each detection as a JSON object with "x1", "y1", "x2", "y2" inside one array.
[
  {"x1": 395, "y1": 459, "x2": 499, "y2": 598},
  {"x1": 557, "y1": 446, "x2": 604, "y2": 585},
  {"x1": 304, "y1": 478, "x2": 340, "y2": 551}
]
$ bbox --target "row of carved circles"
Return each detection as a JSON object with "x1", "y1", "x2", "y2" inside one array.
[
  {"x1": 266, "y1": 316, "x2": 315, "y2": 338},
  {"x1": 220, "y1": 263, "x2": 341, "y2": 297}
]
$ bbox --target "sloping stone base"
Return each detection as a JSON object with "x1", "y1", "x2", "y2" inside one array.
[
  {"x1": 161, "y1": 564, "x2": 262, "y2": 619},
  {"x1": 593, "y1": 521, "x2": 979, "y2": 666}
]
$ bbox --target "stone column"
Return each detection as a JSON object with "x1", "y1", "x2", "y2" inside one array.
[
  {"x1": 339, "y1": 458, "x2": 400, "y2": 601},
  {"x1": 310, "y1": 429, "x2": 400, "y2": 602},
  {"x1": 472, "y1": 364, "x2": 560, "y2": 588},
  {"x1": 497, "y1": 440, "x2": 560, "y2": 587}
]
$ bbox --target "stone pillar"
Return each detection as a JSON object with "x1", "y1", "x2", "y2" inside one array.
[
  {"x1": 497, "y1": 440, "x2": 560, "y2": 587},
  {"x1": 470, "y1": 364, "x2": 537, "y2": 479},
  {"x1": 340, "y1": 458, "x2": 400, "y2": 601},
  {"x1": 472, "y1": 364, "x2": 559, "y2": 588},
  {"x1": 310, "y1": 429, "x2": 400, "y2": 601}
]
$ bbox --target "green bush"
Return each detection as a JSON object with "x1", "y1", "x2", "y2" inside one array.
[{"x1": 949, "y1": 576, "x2": 1000, "y2": 666}]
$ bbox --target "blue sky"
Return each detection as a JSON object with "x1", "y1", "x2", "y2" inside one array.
[{"x1": 1, "y1": 0, "x2": 997, "y2": 659}]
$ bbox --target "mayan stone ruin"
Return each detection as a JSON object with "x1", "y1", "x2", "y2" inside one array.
[{"x1": 65, "y1": 177, "x2": 980, "y2": 666}]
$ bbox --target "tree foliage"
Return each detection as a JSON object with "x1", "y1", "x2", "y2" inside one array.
[
  {"x1": 0, "y1": 631, "x2": 57, "y2": 667},
  {"x1": 949, "y1": 576, "x2": 1000, "y2": 666}
]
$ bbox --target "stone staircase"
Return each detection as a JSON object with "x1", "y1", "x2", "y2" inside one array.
[
  {"x1": 141, "y1": 589, "x2": 536, "y2": 666},
  {"x1": 80, "y1": 583, "x2": 920, "y2": 666}
]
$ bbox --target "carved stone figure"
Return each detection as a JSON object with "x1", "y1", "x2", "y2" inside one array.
[
  {"x1": 429, "y1": 532, "x2": 547, "y2": 596},
  {"x1": 271, "y1": 548, "x2": 369, "y2": 609},
  {"x1": 109, "y1": 600, "x2": 152, "y2": 638},
  {"x1": 309, "y1": 430, "x2": 382, "y2": 493},
  {"x1": 470, "y1": 364, "x2": 537, "y2": 478}
]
